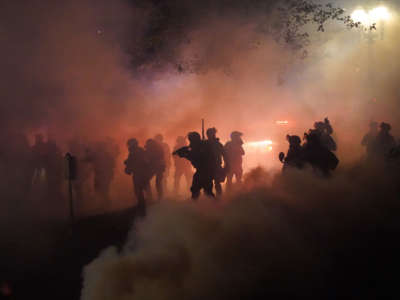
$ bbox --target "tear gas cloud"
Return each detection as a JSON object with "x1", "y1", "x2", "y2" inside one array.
[
  {"x1": 81, "y1": 163, "x2": 400, "y2": 300},
  {"x1": 2, "y1": 0, "x2": 400, "y2": 298},
  {"x1": 1, "y1": 0, "x2": 400, "y2": 217},
  {"x1": 2, "y1": 0, "x2": 400, "y2": 160},
  {"x1": 73, "y1": 1, "x2": 400, "y2": 298}
]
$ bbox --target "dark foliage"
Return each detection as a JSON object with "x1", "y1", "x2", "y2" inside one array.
[{"x1": 126, "y1": 0, "x2": 364, "y2": 72}]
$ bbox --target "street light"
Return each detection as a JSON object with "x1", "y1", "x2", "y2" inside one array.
[
  {"x1": 351, "y1": 5, "x2": 391, "y2": 120},
  {"x1": 351, "y1": 6, "x2": 391, "y2": 27}
]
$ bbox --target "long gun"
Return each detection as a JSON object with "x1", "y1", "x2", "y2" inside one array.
[{"x1": 173, "y1": 146, "x2": 190, "y2": 158}]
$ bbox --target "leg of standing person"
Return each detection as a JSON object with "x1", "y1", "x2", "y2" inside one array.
[
  {"x1": 174, "y1": 169, "x2": 182, "y2": 194},
  {"x1": 190, "y1": 171, "x2": 201, "y2": 200},
  {"x1": 184, "y1": 170, "x2": 192, "y2": 193},
  {"x1": 155, "y1": 171, "x2": 164, "y2": 200},
  {"x1": 133, "y1": 176, "x2": 146, "y2": 217}
]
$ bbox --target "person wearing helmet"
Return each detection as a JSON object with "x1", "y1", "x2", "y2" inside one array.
[
  {"x1": 313, "y1": 117, "x2": 337, "y2": 152},
  {"x1": 154, "y1": 134, "x2": 171, "y2": 194},
  {"x1": 361, "y1": 121, "x2": 379, "y2": 160},
  {"x1": 224, "y1": 131, "x2": 245, "y2": 189},
  {"x1": 173, "y1": 136, "x2": 193, "y2": 194},
  {"x1": 173, "y1": 131, "x2": 214, "y2": 199},
  {"x1": 86, "y1": 139, "x2": 118, "y2": 208},
  {"x1": 145, "y1": 138, "x2": 166, "y2": 200},
  {"x1": 124, "y1": 138, "x2": 152, "y2": 216},
  {"x1": 205, "y1": 127, "x2": 226, "y2": 196},
  {"x1": 31, "y1": 134, "x2": 48, "y2": 185},
  {"x1": 375, "y1": 122, "x2": 396, "y2": 159},
  {"x1": 302, "y1": 130, "x2": 339, "y2": 177},
  {"x1": 278, "y1": 135, "x2": 304, "y2": 172},
  {"x1": 68, "y1": 136, "x2": 93, "y2": 206}
]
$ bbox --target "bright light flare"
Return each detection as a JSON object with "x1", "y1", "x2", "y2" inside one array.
[
  {"x1": 351, "y1": 6, "x2": 391, "y2": 26},
  {"x1": 351, "y1": 9, "x2": 369, "y2": 25},
  {"x1": 244, "y1": 140, "x2": 274, "y2": 152},
  {"x1": 276, "y1": 120, "x2": 289, "y2": 125}
]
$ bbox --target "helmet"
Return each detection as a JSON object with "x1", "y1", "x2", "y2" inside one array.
[
  {"x1": 127, "y1": 138, "x2": 138, "y2": 148},
  {"x1": 230, "y1": 131, "x2": 243, "y2": 140},
  {"x1": 380, "y1": 122, "x2": 391, "y2": 132},
  {"x1": 286, "y1": 135, "x2": 301, "y2": 145},
  {"x1": 314, "y1": 121, "x2": 325, "y2": 131},
  {"x1": 188, "y1": 132, "x2": 201, "y2": 143},
  {"x1": 206, "y1": 127, "x2": 217, "y2": 138},
  {"x1": 154, "y1": 134, "x2": 163, "y2": 142},
  {"x1": 304, "y1": 129, "x2": 321, "y2": 144},
  {"x1": 145, "y1": 138, "x2": 157, "y2": 149}
]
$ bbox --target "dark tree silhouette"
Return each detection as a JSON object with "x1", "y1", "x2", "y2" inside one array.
[{"x1": 126, "y1": 0, "x2": 365, "y2": 73}]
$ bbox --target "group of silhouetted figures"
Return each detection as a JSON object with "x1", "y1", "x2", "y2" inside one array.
[
  {"x1": 361, "y1": 121, "x2": 400, "y2": 163},
  {"x1": 2, "y1": 118, "x2": 399, "y2": 216},
  {"x1": 124, "y1": 129, "x2": 245, "y2": 215},
  {"x1": 68, "y1": 136, "x2": 119, "y2": 206},
  {"x1": 0, "y1": 132, "x2": 120, "y2": 208},
  {"x1": 279, "y1": 118, "x2": 339, "y2": 177},
  {"x1": 279, "y1": 118, "x2": 400, "y2": 178},
  {"x1": 123, "y1": 135, "x2": 170, "y2": 214},
  {"x1": 0, "y1": 133, "x2": 64, "y2": 201}
]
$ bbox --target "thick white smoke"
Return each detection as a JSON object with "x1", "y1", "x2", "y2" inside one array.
[{"x1": 81, "y1": 161, "x2": 400, "y2": 300}]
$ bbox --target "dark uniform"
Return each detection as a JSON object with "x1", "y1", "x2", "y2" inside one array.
[
  {"x1": 375, "y1": 122, "x2": 396, "y2": 159},
  {"x1": 145, "y1": 138, "x2": 166, "y2": 200},
  {"x1": 31, "y1": 134, "x2": 48, "y2": 185},
  {"x1": 1, "y1": 131, "x2": 33, "y2": 200},
  {"x1": 154, "y1": 134, "x2": 171, "y2": 194},
  {"x1": 205, "y1": 128, "x2": 226, "y2": 196},
  {"x1": 302, "y1": 130, "x2": 339, "y2": 177},
  {"x1": 124, "y1": 138, "x2": 152, "y2": 216},
  {"x1": 361, "y1": 121, "x2": 379, "y2": 160},
  {"x1": 173, "y1": 132, "x2": 214, "y2": 199},
  {"x1": 68, "y1": 137, "x2": 93, "y2": 203},
  {"x1": 224, "y1": 131, "x2": 245, "y2": 188},
  {"x1": 279, "y1": 135, "x2": 304, "y2": 172},
  {"x1": 87, "y1": 140, "x2": 118, "y2": 207},
  {"x1": 173, "y1": 136, "x2": 193, "y2": 193},
  {"x1": 45, "y1": 138, "x2": 64, "y2": 198},
  {"x1": 314, "y1": 118, "x2": 337, "y2": 152}
]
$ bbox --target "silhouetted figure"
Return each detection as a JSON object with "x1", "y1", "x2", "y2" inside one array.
[
  {"x1": 31, "y1": 134, "x2": 48, "y2": 184},
  {"x1": 124, "y1": 138, "x2": 152, "y2": 216},
  {"x1": 45, "y1": 137, "x2": 63, "y2": 199},
  {"x1": 87, "y1": 139, "x2": 118, "y2": 207},
  {"x1": 224, "y1": 131, "x2": 245, "y2": 189},
  {"x1": 0, "y1": 131, "x2": 33, "y2": 200},
  {"x1": 68, "y1": 137, "x2": 93, "y2": 204},
  {"x1": 375, "y1": 122, "x2": 396, "y2": 159},
  {"x1": 154, "y1": 134, "x2": 171, "y2": 193},
  {"x1": 145, "y1": 138, "x2": 166, "y2": 200},
  {"x1": 173, "y1": 136, "x2": 193, "y2": 194},
  {"x1": 205, "y1": 127, "x2": 226, "y2": 196},
  {"x1": 173, "y1": 132, "x2": 214, "y2": 199},
  {"x1": 302, "y1": 130, "x2": 339, "y2": 177},
  {"x1": 361, "y1": 121, "x2": 379, "y2": 160},
  {"x1": 313, "y1": 118, "x2": 337, "y2": 151},
  {"x1": 279, "y1": 135, "x2": 304, "y2": 172},
  {"x1": 388, "y1": 139, "x2": 400, "y2": 163}
]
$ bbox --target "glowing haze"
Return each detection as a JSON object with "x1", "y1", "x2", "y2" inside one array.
[{"x1": 1, "y1": 0, "x2": 400, "y2": 189}]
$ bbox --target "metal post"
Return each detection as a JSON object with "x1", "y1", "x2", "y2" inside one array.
[
  {"x1": 65, "y1": 153, "x2": 76, "y2": 223},
  {"x1": 68, "y1": 177, "x2": 74, "y2": 221},
  {"x1": 201, "y1": 119, "x2": 205, "y2": 140}
]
